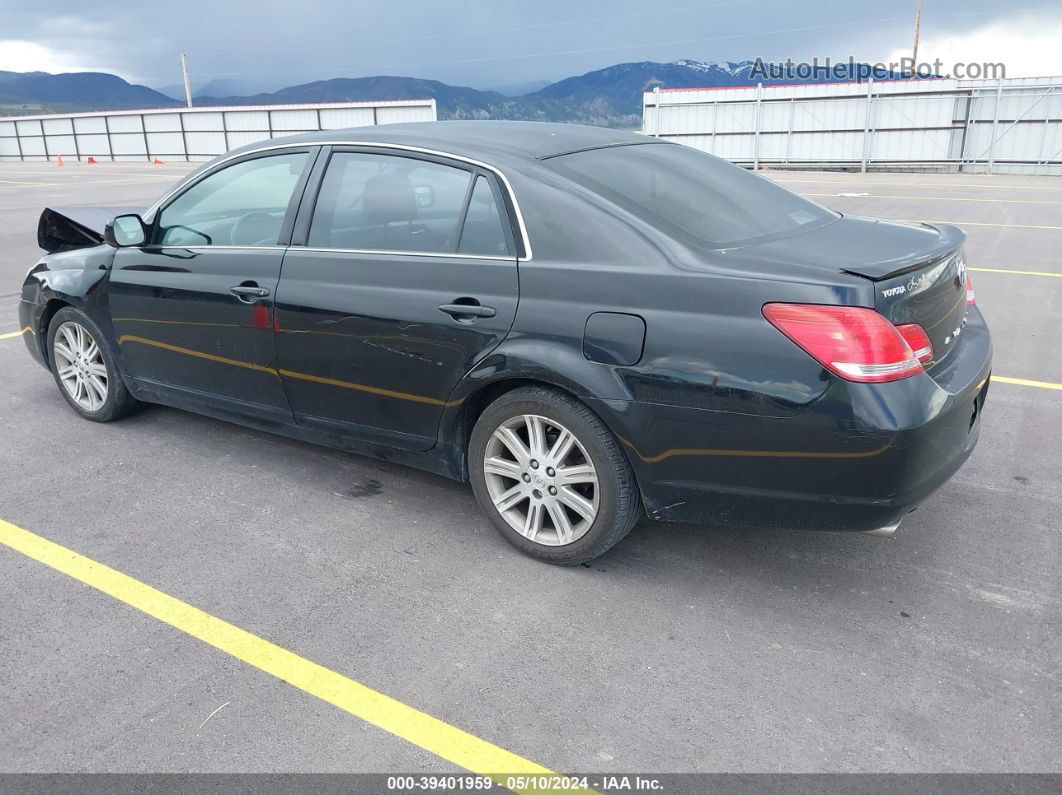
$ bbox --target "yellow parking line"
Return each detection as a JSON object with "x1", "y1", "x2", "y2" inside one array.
[
  {"x1": 0, "y1": 327, "x2": 30, "y2": 341},
  {"x1": 993, "y1": 376, "x2": 1062, "y2": 391},
  {"x1": 804, "y1": 192, "x2": 1062, "y2": 205},
  {"x1": 0, "y1": 519, "x2": 560, "y2": 790},
  {"x1": 970, "y1": 267, "x2": 1062, "y2": 278}
]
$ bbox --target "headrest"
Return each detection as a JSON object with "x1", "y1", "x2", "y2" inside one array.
[{"x1": 362, "y1": 173, "x2": 418, "y2": 225}]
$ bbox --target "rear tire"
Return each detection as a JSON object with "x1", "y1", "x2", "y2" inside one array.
[
  {"x1": 469, "y1": 386, "x2": 641, "y2": 565},
  {"x1": 47, "y1": 306, "x2": 139, "y2": 423}
]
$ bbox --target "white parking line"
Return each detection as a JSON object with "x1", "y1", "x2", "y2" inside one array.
[
  {"x1": 772, "y1": 177, "x2": 1062, "y2": 192},
  {"x1": 0, "y1": 172, "x2": 172, "y2": 178},
  {"x1": 924, "y1": 221, "x2": 1062, "y2": 230},
  {"x1": 0, "y1": 180, "x2": 59, "y2": 187},
  {"x1": 803, "y1": 192, "x2": 1062, "y2": 206},
  {"x1": 0, "y1": 176, "x2": 178, "y2": 189}
]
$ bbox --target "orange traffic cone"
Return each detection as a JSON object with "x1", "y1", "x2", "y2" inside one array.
[
  {"x1": 87, "y1": 156, "x2": 98, "y2": 164},
  {"x1": 56, "y1": 155, "x2": 64, "y2": 167},
  {"x1": 153, "y1": 158, "x2": 165, "y2": 166}
]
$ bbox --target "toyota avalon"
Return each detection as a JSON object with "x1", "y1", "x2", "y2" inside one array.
[{"x1": 19, "y1": 121, "x2": 991, "y2": 564}]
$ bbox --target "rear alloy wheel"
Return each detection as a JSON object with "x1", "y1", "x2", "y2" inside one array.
[
  {"x1": 47, "y1": 306, "x2": 139, "y2": 423},
  {"x1": 469, "y1": 386, "x2": 641, "y2": 564},
  {"x1": 483, "y1": 414, "x2": 600, "y2": 546}
]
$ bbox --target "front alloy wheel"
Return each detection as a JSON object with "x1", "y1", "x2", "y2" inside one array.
[
  {"x1": 47, "y1": 306, "x2": 139, "y2": 423},
  {"x1": 53, "y1": 320, "x2": 109, "y2": 412}
]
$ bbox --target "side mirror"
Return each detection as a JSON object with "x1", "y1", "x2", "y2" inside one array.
[{"x1": 104, "y1": 214, "x2": 147, "y2": 247}]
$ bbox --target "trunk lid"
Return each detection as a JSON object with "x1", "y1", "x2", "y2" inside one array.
[
  {"x1": 724, "y1": 214, "x2": 965, "y2": 280},
  {"x1": 874, "y1": 248, "x2": 970, "y2": 372}
]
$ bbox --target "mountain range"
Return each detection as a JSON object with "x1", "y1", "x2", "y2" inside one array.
[
  {"x1": 0, "y1": 70, "x2": 175, "y2": 115},
  {"x1": 1, "y1": 60, "x2": 917, "y2": 127}
]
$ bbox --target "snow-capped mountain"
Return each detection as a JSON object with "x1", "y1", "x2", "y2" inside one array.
[{"x1": 672, "y1": 59, "x2": 757, "y2": 77}]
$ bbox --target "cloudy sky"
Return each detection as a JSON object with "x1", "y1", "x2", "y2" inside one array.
[{"x1": 1, "y1": 0, "x2": 1060, "y2": 91}]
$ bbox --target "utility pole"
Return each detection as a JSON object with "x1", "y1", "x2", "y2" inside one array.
[
  {"x1": 911, "y1": 0, "x2": 923, "y2": 74},
  {"x1": 180, "y1": 53, "x2": 193, "y2": 108}
]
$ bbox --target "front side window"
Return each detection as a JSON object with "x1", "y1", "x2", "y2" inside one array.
[
  {"x1": 157, "y1": 152, "x2": 309, "y2": 247},
  {"x1": 548, "y1": 143, "x2": 836, "y2": 248},
  {"x1": 308, "y1": 152, "x2": 474, "y2": 253}
]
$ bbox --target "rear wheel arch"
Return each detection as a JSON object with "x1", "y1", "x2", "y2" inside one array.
[
  {"x1": 444, "y1": 375, "x2": 638, "y2": 487},
  {"x1": 445, "y1": 377, "x2": 575, "y2": 480},
  {"x1": 439, "y1": 341, "x2": 636, "y2": 473}
]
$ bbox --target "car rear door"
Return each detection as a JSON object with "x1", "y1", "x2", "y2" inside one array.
[
  {"x1": 108, "y1": 148, "x2": 317, "y2": 422},
  {"x1": 274, "y1": 146, "x2": 519, "y2": 450}
]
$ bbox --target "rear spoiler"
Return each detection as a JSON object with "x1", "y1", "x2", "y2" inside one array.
[
  {"x1": 840, "y1": 222, "x2": 966, "y2": 281},
  {"x1": 38, "y1": 206, "x2": 140, "y2": 254}
]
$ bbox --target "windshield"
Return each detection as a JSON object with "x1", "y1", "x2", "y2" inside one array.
[{"x1": 549, "y1": 143, "x2": 837, "y2": 248}]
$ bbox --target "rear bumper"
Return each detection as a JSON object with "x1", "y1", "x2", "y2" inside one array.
[{"x1": 591, "y1": 307, "x2": 992, "y2": 532}]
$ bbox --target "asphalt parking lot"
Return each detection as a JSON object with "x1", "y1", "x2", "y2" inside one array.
[{"x1": 0, "y1": 160, "x2": 1059, "y2": 777}]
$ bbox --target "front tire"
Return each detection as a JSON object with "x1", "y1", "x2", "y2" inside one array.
[
  {"x1": 47, "y1": 307, "x2": 139, "y2": 423},
  {"x1": 469, "y1": 386, "x2": 641, "y2": 565}
]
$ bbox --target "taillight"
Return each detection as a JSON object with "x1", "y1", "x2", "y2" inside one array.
[
  {"x1": 763, "y1": 303, "x2": 924, "y2": 383},
  {"x1": 965, "y1": 273, "x2": 976, "y2": 305},
  {"x1": 896, "y1": 323, "x2": 933, "y2": 364}
]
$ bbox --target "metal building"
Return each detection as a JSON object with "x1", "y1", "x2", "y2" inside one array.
[
  {"x1": 643, "y1": 76, "x2": 1062, "y2": 175},
  {"x1": 0, "y1": 99, "x2": 437, "y2": 162}
]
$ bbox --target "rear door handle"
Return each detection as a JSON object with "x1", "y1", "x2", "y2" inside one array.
[
  {"x1": 231, "y1": 284, "x2": 270, "y2": 301},
  {"x1": 438, "y1": 302, "x2": 496, "y2": 319}
]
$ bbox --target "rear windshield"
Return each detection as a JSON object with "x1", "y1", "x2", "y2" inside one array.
[{"x1": 548, "y1": 143, "x2": 836, "y2": 248}]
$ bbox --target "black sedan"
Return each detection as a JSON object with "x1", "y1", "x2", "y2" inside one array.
[{"x1": 20, "y1": 121, "x2": 991, "y2": 564}]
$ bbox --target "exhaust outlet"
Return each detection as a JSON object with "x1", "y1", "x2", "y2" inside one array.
[{"x1": 864, "y1": 521, "x2": 900, "y2": 538}]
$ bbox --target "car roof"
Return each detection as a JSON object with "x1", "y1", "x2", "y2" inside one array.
[{"x1": 246, "y1": 120, "x2": 663, "y2": 165}]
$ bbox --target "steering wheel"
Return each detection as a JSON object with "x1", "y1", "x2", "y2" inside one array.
[{"x1": 231, "y1": 212, "x2": 278, "y2": 246}]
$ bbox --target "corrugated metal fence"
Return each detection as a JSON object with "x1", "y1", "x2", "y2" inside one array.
[
  {"x1": 0, "y1": 99, "x2": 437, "y2": 162},
  {"x1": 643, "y1": 76, "x2": 1062, "y2": 175}
]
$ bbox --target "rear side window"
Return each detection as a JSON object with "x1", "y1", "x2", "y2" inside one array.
[
  {"x1": 308, "y1": 152, "x2": 472, "y2": 253},
  {"x1": 157, "y1": 152, "x2": 308, "y2": 247},
  {"x1": 548, "y1": 143, "x2": 836, "y2": 248},
  {"x1": 458, "y1": 176, "x2": 512, "y2": 257}
]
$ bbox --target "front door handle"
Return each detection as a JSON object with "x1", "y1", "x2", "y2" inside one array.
[
  {"x1": 231, "y1": 283, "x2": 270, "y2": 301},
  {"x1": 438, "y1": 301, "x2": 496, "y2": 319}
]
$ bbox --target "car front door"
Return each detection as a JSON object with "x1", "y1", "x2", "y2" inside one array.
[
  {"x1": 274, "y1": 147, "x2": 520, "y2": 450},
  {"x1": 108, "y1": 148, "x2": 317, "y2": 422}
]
